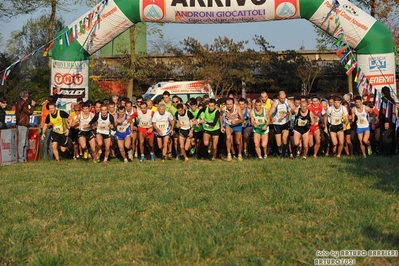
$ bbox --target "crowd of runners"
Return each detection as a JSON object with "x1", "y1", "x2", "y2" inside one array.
[{"x1": 39, "y1": 88, "x2": 399, "y2": 163}]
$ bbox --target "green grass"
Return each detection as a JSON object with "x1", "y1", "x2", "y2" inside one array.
[{"x1": 1, "y1": 156, "x2": 399, "y2": 265}]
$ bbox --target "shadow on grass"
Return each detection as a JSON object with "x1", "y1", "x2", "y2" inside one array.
[
  {"x1": 362, "y1": 225, "x2": 399, "y2": 249},
  {"x1": 343, "y1": 155, "x2": 399, "y2": 195}
]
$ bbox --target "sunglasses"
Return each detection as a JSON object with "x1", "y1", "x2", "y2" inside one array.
[
  {"x1": 173, "y1": 101, "x2": 179, "y2": 103},
  {"x1": 0, "y1": 101, "x2": 7, "y2": 104}
]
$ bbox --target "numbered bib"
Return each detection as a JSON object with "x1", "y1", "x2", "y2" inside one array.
[
  {"x1": 359, "y1": 118, "x2": 368, "y2": 125},
  {"x1": 278, "y1": 111, "x2": 287, "y2": 119},
  {"x1": 98, "y1": 124, "x2": 108, "y2": 131},
  {"x1": 140, "y1": 121, "x2": 150, "y2": 127},
  {"x1": 156, "y1": 122, "x2": 167, "y2": 130},
  {"x1": 256, "y1": 117, "x2": 265, "y2": 125},
  {"x1": 297, "y1": 118, "x2": 308, "y2": 127},
  {"x1": 117, "y1": 125, "x2": 126, "y2": 133},
  {"x1": 180, "y1": 119, "x2": 190, "y2": 127},
  {"x1": 53, "y1": 125, "x2": 63, "y2": 133},
  {"x1": 332, "y1": 117, "x2": 341, "y2": 125},
  {"x1": 242, "y1": 120, "x2": 248, "y2": 127}
]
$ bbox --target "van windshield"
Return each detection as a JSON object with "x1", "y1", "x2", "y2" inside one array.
[{"x1": 143, "y1": 94, "x2": 154, "y2": 100}]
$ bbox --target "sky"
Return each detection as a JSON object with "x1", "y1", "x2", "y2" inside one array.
[{"x1": 0, "y1": 4, "x2": 320, "y2": 52}]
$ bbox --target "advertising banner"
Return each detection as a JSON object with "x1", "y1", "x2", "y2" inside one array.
[
  {"x1": 51, "y1": 59, "x2": 89, "y2": 112},
  {"x1": 0, "y1": 129, "x2": 17, "y2": 166},
  {"x1": 309, "y1": 0, "x2": 376, "y2": 49},
  {"x1": 27, "y1": 128, "x2": 40, "y2": 162}
]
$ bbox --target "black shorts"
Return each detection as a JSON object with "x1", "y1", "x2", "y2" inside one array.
[
  {"x1": 78, "y1": 130, "x2": 95, "y2": 140},
  {"x1": 289, "y1": 129, "x2": 294, "y2": 137},
  {"x1": 179, "y1": 129, "x2": 191, "y2": 138},
  {"x1": 51, "y1": 131, "x2": 68, "y2": 147},
  {"x1": 69, "y1": 128, "x2": 79, "y2": 144},
  {"x1": 329, "y1": 124, "x2": 343, "y2": 133},
  {"x1": 204, "y1": 129, "x2": 220, "y2": 136},
  {"x1": 193, "y1": 131, "x2": 203, "y2": 140},
  {"x1": 344, "y1": 129, "x2": 351, "y2": 136},
  {"x1": 97, "y1": 133, "x2": 110, "y2": 139},
  {"x1": 274, "y1": 122, "x2": 290, "y2": 134},
  {"x1": 293, "y1": 126, "x2": 310, "y2": 135}
]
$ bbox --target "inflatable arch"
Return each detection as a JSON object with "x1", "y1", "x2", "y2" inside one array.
[{"x1": 50, "y1": 0, "x2": 396, "y2": 107}]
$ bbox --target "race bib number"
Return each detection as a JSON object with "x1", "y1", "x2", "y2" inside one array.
[
  {"x1": 156, "y1": 122, "x2": 167, "y2": 130},
  {"x1": 98, "y1": 124, "x2": 108, "y2": 131},
  {"x1": 140, "y1": 121, "x2": 150, "y2": 127},
  {"x1": 278, "y1": 111, "x2": 287, "y2": 119},
  {"x1": 53, "y1": 125, "x2": 63, "y2": 133},
  {"x1": 359, "y1": 118, "x2": 368, "y2": 125},
  {"x1": 256, "y1": 117, "x2": 265, "y2": 125},
  {"x1": 297, "y1": 118, "x2": 308, "y2": 127},
  {"x1": 117, "y1": 125, "x2": 126, "y2": 133},
  {"x1": 180, "y1": 120, "x2": 190, "y2": 127},
  {"x1": 332, "y1": 117, "x2": 341, "y2": 125},
  {"x1": 242, "y1": 120, "x2": 248, "y2": 127}
]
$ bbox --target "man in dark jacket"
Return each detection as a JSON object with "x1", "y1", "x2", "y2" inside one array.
[
  {"x1": 0, "y1": 96, "x2": 7, "y2": 129},
  {"x1": 15, "y1": 90, "x2": 36, "y2": 163},
  {"x1": 379, "y1": 86, "x2": 396, "y2": 156}
]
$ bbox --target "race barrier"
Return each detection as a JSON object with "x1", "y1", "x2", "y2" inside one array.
[{"x1": 0, "y1": 128, "x2": 41, "y2": 166}]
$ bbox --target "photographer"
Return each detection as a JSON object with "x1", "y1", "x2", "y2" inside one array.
[{"x1": 15, "y1": 90, "x2": 36, "y2": 163}]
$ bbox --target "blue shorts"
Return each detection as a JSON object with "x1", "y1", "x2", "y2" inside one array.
[
  {"x1": 116, "y1": 131, "x2": 130, "y2": 140},
  {"x1": 356, "y1": 127, "x2": 370, "y2": 135},
  {"x1": 228, "y1": 124, "x2": 242, "y2": 133}
]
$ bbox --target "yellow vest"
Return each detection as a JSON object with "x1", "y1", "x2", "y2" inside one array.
[{"x1": 49, "y1": 110, "x2": 66, "y2": 134}]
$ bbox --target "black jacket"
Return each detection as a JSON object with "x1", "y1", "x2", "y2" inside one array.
[{"x1": 0, "y1": 106, "x2": 6, "y2": 129}]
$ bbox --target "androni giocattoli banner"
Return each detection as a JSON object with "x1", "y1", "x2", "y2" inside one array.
[{"x1": 51, "y1": 0, "x2": 396, "y2": 102}]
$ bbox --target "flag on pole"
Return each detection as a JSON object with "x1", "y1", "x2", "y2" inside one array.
[
  {"x1": 336, "y1": 43, "x2": 347, "y2": 57},
  {"x1": 1, "y1": 67, "x2": 11, "y2": 85},
  {"x1": 354, "y1": 67, "x2": 360, "y2": 82},
  {"x1": 334, "y1": 34, "x2": 344, "y2": 47},
  {"x1": 64, "y1": 31, "x2": 70, "y2": 47},
  {"x1": 340, "y1": 51, "x2": 352, "y2": 63},
  {"x1": 59, "y1": 38, "x2": 63, "y2": 50},
  {"x1": 43, "y1": 41, "x2": 54, "y2": 57},
  {"x1": 75, "y1": 25, "x2": 79, "y2": 39},
  {"x1": 80, "y1": 21, "x2": 85, "y2": 34},
  {"x1": 346, "y1": 61, "x2": 357, "y2": 75},
  {"x1": 69, "y1": 28, "x2": 74, "y2": 43}
]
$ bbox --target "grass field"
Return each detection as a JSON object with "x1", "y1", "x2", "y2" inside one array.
[{"x1": 1, "y1": 155, "x2": 399, "y2": 265}]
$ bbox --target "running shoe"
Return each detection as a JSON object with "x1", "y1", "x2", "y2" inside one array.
[
  {"x1": 128, "y1": 150, "x2": 133, "y2": 160},
  {"x1": 150, "y1": 154, "x2": 155, "y2": 162},
  {"x1": 124, "y1": 158, "x2": 128, "y2": 163},
  {"x1": 367, "y1": 146, "x2": 372, "y2": 156},
  {"x1": 140, "y1": 155, "x2": 145, "y2": 162},
  {"x1": 83, "y1": 150, "x2": 88, "y2": 159},
  {"x1": 184, "y1": 157, "x2": 189, "y2": 163},
  {"x1": 238, "y1": 155, "x2": 243, "y2": 161},
  {"x1": 227, "y1": 153, "x2": 232, "y2": 162}
]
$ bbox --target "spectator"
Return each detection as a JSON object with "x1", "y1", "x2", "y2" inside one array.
[
  {"x1": 15, "y1": 90, "x2": 36, "y2": 163},
  {"x1": 0, "y1": 96, "x2": 7, "y2": 129}
]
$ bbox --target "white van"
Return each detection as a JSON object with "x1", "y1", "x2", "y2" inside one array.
[{"x1": 142, "y1": 80, "x2": 214, "y2": 103}]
